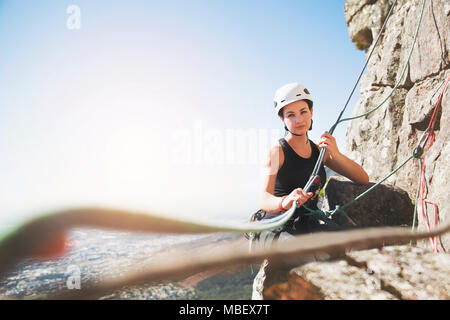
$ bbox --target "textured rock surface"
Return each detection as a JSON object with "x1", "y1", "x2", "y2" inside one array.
[
  {"x1": 321, "y1": 176, "x2": 414, "y2": 228},
  {"x1": 346, "y1": 246, "x2": 450, "y2": 299},
  {"x1": 345, "y1": 0, "x2": 395, "y2": 51},
  {"x1": 344, "y1": 0, "x2": 450, "y2": 251},
  {"x1": 258, "y1": 246, "x2": 450, "y2": 300}
]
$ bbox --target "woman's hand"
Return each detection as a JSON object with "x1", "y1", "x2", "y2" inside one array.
[
  {"x1": 282, "y1": 188, "x2": 313, "y2": 209},
  {"x1": 317, "y1": 131, "x2": 370, "y2": 185},
  {"x1": 318, "y1": 131, "x2": 341, "y2": 159}
]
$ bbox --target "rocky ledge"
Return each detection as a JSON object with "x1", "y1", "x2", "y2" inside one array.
[
  {"x1": 256, "y1": 245, "x2": 449, "y2": 300},
  {"x1": 252, "y1": 176, "x2": 449, "y2": 300}
]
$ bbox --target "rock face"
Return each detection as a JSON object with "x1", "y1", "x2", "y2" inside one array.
[
  {"x1": 259, "y1": 245, "x2": 450, "y2": 300},
  {"x1": 344, "y1": 0, "x2": 450, "y2": 251}
]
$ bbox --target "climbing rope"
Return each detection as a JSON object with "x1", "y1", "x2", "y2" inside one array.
[
  {"x1": 305, "y1": 75, "x2": 448, "y2": 238},
  {"x1": 310, "y1": 0, "x2": 400, "y2": 176},
  {"x1": 302, "y1": 147, "x2": 417, "y2": 219},
  {"x1": 411, "y1": 76, "x2": 449, "y2": 252},
  {"x1": 308, "y1": 0, "x2": 425, "y2": 192},
  {"x1": 332, "y1": 0, "x2": 427, "y2": 126},
  {"x1": 304, "y1": 75, "x2": 448, "y2": 254}
]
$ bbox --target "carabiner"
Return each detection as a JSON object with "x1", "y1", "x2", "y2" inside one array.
[
  {"x1": 413, "y1": 129, "x2": 430, "y2": 159},
  {"x1": 417, "y1": 129, "x2": 430, "y2": 150}
]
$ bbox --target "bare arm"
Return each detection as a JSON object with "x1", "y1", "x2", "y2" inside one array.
[
  {"x1": 259, "y1": 145, "x2": 313, "y2": 213},
  {"x1": 325, "y1": 152, "x2": 369, "y2": 185},
  {"x1": 259, "y1": 145, "x2": 284, "y2": 213},
  {"x1": 319, "y1": 132, "x2": 369, "y2": 185}
]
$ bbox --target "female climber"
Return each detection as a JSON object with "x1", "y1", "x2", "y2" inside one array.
[{"x1": 255, "y1": 82, "x2": 369, "y2": 244}]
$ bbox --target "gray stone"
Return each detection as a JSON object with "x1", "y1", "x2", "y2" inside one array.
[
  {"x1": 256, "y1": 245, "x2": 449, "y2": 300},
  {"x1": 344, "y1": 0, "x2": 394, "y2": 51},
  {"x1": 344, "y1": 0, "x2": 450, "y2": 251},
  {"x1": 405, "y1": 0, "x2": 450, "y2": 82},
  {"x1": 321, "y1": 177, "x2": 414, "y2": 229}
]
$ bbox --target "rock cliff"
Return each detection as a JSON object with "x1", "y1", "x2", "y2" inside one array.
[{"x1": 344, "y1": 0, "x2": 449, "y2": 251}]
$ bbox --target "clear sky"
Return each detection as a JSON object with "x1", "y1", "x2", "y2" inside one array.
[{"x1": 0, "y1": 0, "x2": 366, "y2": 226}]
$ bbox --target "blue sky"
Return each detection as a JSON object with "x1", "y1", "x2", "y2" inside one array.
[{"x1": 0, "y1": 0, "x2": 365, "y2": 226}]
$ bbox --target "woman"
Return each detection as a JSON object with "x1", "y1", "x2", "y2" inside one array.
[
  {"x1": 254, "y1": 82, "x2": 369, "y2": 246},
  {"x1": 251, "y1": 82, "x2": 369, "y2": 299}
]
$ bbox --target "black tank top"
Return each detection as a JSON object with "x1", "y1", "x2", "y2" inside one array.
[{"x1": 274, "y1": 138, "x2": 327, "y2": 214}]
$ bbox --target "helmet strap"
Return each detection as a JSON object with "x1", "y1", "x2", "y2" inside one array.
[
  {"x1": 283, "y1": 118, "x2": 313, "y2": 144},
  {"x1": 284, "y1": 126, "x2": 309, "y2": 144}
]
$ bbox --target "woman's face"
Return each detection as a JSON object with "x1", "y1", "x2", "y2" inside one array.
[{"x1": 280, "y1": 100, "x2": 313, "y2": 136}]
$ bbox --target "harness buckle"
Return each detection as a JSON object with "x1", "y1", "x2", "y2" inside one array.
[{"x1": 306, "y1": 174, "x2": 321, "y2": 200}]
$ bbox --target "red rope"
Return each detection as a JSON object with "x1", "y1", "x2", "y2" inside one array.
[
  {"x1": 418, "y1": 76, "x2": 449, "y2": 253},
  {"x1": 419, "y1": 139, "x2": 438, "y2": 252}
]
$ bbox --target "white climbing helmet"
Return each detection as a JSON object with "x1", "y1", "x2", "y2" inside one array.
[{"x1": 273, "y1": 82, "x2": 313, "y2": 116}]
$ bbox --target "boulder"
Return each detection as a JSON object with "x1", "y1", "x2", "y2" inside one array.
[{"x1": 321, "y1": 176, "x2": 414, "y2": 229}]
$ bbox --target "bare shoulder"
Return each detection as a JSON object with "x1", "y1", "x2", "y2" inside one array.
[
  {"x1": 270, "y1": 142, "x2": 284, "y2": 160},
  {"x1": 270, "y1": 142, "x2": 283, "y2": 155},
  {"x1": 263, "y1": 142, "x2": 284, "y2": 173}
]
